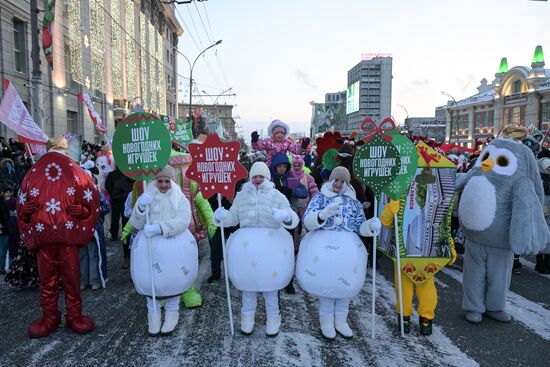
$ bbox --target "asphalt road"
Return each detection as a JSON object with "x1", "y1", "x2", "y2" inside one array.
[{"x1": 0, "y1": 239, "x2": 549, "y2": 367}]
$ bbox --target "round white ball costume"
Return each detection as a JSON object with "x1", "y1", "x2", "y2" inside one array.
[
  {"x1": 130, "y1": 168, "x2": 197, "y2": 335},
  {"x1": 215, "y1": 162, "x2": 299, "y2": 336}
]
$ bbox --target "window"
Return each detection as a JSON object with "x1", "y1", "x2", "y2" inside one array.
[
  {"x1": 513, "y1": 80, "x2": 523, "y2": 94},
  {"x1": 542, "y1": 102, "x2": 550, "y2": 123},
  {"x1": 13, "y1": 19, "x2": 26, "y2": 72},
  {"x1": 67, "y1": 111, "x2": 80, "y2": 135}
]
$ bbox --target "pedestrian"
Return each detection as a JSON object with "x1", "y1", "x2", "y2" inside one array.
[
  {"x1": 105, "y1": 166, "x2": 134, "y2": 268},
  {"x1": 296, "y1": 167, "x2": 381, "y2": 339},
  {"x1": 536, "y1": 150, "x2": 550, "y2": 274},
  {"x1": 214, "y1": 161, "x2": 299, "y2": 337},
  {"x1": 129, "y1": 166, "x2": 198, "y2": 336},
  {"x1": 270, "y1": 152, "x2": 308, "y2": 294},
  {"x1": 251, "y1": 119, "x2": 309, "y2": 167},
  {"x1": 17, "y1": 136, "x2": 99, "y2": 338},
  {"x1": 0, "y1": 185, "x2": 12, "y2": 273}
]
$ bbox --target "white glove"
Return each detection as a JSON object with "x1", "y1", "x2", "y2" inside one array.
[
  {"x1": 138, "y1": 193, "x2": 152, "y2": 211},
  {"x1": 272, "y1": 208, "x2": 291, "y2": 223},
  {"x1": 359, "y1": 217, "x2": 382, "y2": 237},
  {"x1": 214, "y1": 207, "x2": 228, "y2": 223},
  {"x1": 319, "y1": 202, "x2": 340, "y2": 221},
  {"x1": 143, "y1": 223, "x2": 162, "y2": 238}
]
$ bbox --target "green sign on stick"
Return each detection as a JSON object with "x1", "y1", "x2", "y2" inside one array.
[
  {"x1": 160, "y1": 115, "x2": 193, "y2": 145},
  {"x1": 382, "y1": 132, "x2": 418, "y2": 200},
  {"x1": 353, "y1": 117, "x2": 401, "y2": 195},
  {"x1": 112, "y1": 112, "x2": 172, "y2": 181}
]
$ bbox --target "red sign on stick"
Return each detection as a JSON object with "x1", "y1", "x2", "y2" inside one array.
[{"x1": 185, "y1": 133, "x2": 248, "y2": 202}]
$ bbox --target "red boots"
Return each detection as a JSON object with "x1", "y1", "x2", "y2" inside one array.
[{"x1": 28, "y1": 312, "x2": 62, "y2": 338}]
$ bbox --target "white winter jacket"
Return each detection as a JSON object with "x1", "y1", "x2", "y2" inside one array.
[
  {"x1": 130, "y1": 180, "x2": 191, "y2": 238},
  {"x1": 218, "y1": 181, "x2": 299, "y2": 229}
]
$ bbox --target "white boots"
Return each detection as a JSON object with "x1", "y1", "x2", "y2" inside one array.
[
  {"x1": 240, "y1": 314, "x2": 255, "y2": 335},
  {"x1": 320, "y1": 315, "x2": 353, "y2": 339},
  {"x1": 147, "y1": 313, "x2": 162, "y2": 335},
  {"x1": 334, "y1": 317, "x2": 353, "y2": 338},
  {"x1": 266, "y1": 314, "x2": 281, "y2": 337},
  {"x1": 320, "y1": 315, "x2": 336, "y2": 339},
  {"x1": 147, "y1": 311, "x2": 179, "y2": 336},
  {"x1": 161, "y1": 311, "x2": 180, "y2": 334},
  {"x1": 241, "y1": 313, "x2": 281, "y2": 336}
]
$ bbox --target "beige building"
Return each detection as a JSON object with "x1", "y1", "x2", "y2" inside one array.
[
  {"x1": 443, "y1": 45, "x2": 550, "y2": 147},
  {"x1": 0, "y1": 0, "x2": 183, "y2": 143}
]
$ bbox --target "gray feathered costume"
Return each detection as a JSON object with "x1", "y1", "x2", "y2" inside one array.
[{"x1": 456, "y1": 137, "x2": 550, "y2": 323}]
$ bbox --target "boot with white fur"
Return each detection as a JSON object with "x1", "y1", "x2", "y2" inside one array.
[
  {"x1": 241, "y1": 313, "x2": 255, "y2": 335},
  {"x1": 266, "y1": 314, "x2": 281, "y2": 337},
  {"x1": 147, "y1": 312, "x2": 161, "y2": 336},
  {"x1": 160, "y1": 311, "x2": 179, "y2": 335},
  {"x1": 335, "y1": 317, "x2": 353, "y2": 338},
  {"x1": 320, "y1": 315, "x2": 336, "y2": 340}
]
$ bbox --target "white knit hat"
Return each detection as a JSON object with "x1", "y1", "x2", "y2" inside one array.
[
  {"x1": 155, "y1": 165, "x2": 176, "y2": 180},
  {"x1": 268, "y1": 119, "x2": 290, "y2": 138},
  {"x1": 249, "y1": 161, "x2": 271, "y2": 180}
]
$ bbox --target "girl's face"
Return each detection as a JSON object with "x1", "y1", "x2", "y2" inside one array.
[
  {"x1": 293, "y1": 162, "x2": 302, "y2": 172},
  {"x1": 332, "y1": 178, "x2": 344, "y2": 193},
  {"x1": 156, "y1": 177, "x2": 171, "y2": 193},
  {"x1": 252, "y1": 175, "x2": 265, "y2": 187},
  {"x1": 2, "y1": 190, "x2": 12, "y2": 201},
  {"x1": 272, "y1": 127, "x2": 286, "y2": 142}
]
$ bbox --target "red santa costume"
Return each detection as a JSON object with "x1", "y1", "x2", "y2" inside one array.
[{"x1": 17, "y1": 137, "x2": 100, "y2": 338}]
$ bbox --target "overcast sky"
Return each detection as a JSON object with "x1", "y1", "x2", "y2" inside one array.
[{"x1": 175, "y1": 0, "x2": 550, "y2": 138}]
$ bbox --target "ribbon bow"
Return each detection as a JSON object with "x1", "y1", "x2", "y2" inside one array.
[{"x1": 361, "y1": 117, "x2": 396, "y2": 143}]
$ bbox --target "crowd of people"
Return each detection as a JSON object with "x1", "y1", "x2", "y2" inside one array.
[{"x1": 2, "y1": 118, "x2": 550, "y2": 341}]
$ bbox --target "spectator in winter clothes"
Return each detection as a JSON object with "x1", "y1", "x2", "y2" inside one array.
[
  {"x1": 105, "y1": 167, "x2": 134, "y2": 267},
  {"x1": 536, "y1": 150, "x2": 550, "y2": 274},
  {"x1": 251, "y1": 119, "x2": 309, "y2": 167},
  {"x1": 0, "y1": 185, "x2": 12, "y2": 273}
]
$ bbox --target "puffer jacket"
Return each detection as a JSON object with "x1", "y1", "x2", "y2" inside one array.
[
  {"x1": 270, "y1": 152, "x2": 308, "y2": 202},
  {"x1": 218, "y1": 180, "x2": 298, "y2": 230},
  {"x1": 130, "y1": 180, "x2": 191, "y2": 238},
  {"x1": 252, "y1": 138, "x2": 303, "y2": 167}
]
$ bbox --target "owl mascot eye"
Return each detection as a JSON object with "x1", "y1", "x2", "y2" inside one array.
[{"x1": 456, "y1": 137, "x2": 550, "y2": 324}]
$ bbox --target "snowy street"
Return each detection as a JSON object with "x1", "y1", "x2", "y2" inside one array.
[{"x1": 1, "y1": 239, "x2": 549, "y2": 367}]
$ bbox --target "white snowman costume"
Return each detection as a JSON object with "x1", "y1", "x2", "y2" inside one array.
[
  {"x1": 214, "y1": 162, "x2": 299, "y2": 336},
  {"x1": 297, "y1": 167, "x2": 380, "y2": 339},
  {"x1": 130, "y1": 167, "x2": 197, "y2": 335}
]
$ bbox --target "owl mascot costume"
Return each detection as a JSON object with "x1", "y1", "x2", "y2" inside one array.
[{"x1": 456, "y1": 136, "x2": 550, "y2": 324}]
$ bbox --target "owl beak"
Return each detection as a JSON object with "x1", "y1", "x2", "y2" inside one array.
[{"x1": 481, "y1": 157, "x2": 494, "y2": 173}]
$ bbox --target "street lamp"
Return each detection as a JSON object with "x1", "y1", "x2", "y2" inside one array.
[
  {"x1": 441, "y1": 91, "x2": 459, "y2": 145},
  {"x1": 214, "y1": 87, "x2": 232, "y2": 105},
  {"x1": 201, "y1": 87, "x2": 233, "y2": 105},
  {"x1": 180, "y1": 39, "x2": 222, "y2": 136}
]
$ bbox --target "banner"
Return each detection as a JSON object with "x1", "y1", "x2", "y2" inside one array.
[
  {"x1": 160, "y1": 115, "x2": 193, "y2": 145},
  {"x1": 112, "y1": 113, "x2": 171, "y2": 181},
  {"x1": 64, "y1": 133, "x2": 82, "y2": 162},
  {"x1": 185, "y1": 133, "x2": 248, "y2": 202},
  {"x1": 42, "y1": 0, "x2": 55, "y2": 68},
  {"x1": 79, "y1": 92, "x2": 106, "y2": 133},
  {"x1": 0, "y1": 79, "x2": 48, "y2": 146}
]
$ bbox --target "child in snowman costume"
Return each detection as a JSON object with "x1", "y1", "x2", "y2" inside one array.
[
  {"x1": 214, "y1": 162, "x2": 299, "y2": 336},
  {"x1": 296, "y1": 166, "x2": 381, "y2": 339},
  {"x1": 130, "y1": 166, "x2": 198, "y2": 336}
]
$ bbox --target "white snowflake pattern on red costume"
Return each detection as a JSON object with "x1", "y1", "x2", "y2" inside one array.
[
  {"x1": 30, "y1": 188, "x2": 40, "y2": 197},
  {"x1": 18, "y1": 192, "x2": 26, "y2": 205},
  {"x1": 67, "y1": 187, "x2": 75, "y2": 196},
  {"x1": 66, "y1": 221, "x2": 74, "y2": 229},
  {"x1": 36, "y1": 223, "x2": 45, "y2": 232},
  {"x1": 83, "y1": 188, "x2": 93, "y2": 202},
  {"x1": 45, "y1": 163, "x2": 62, "y2": 182},
  {"x1": 45, "y1": 198, "x2": 61, "y2": 214}
]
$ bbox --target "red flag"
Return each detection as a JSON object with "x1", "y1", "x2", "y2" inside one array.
[
  {"x1": 0, "y1": 79, "x2": 48, "y2": 146},
  {"x1": 79, "y1": 92, "x2": 106, "y2": 133}
]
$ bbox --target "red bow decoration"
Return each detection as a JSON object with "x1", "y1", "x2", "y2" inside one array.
[{"x1": 361, "y1": 117, "x2": 396, "y2": 143}]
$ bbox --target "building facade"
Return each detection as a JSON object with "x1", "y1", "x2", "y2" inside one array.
[
  {"x1": 404, "y1": 116, "x2": 446, "y2": 142},
  {"x1": 178, "y1": 103, "x2": 237, "y2": 141},
  {"x1": 0, "y1": 0, "x2": 183, "y2": 143},
  {"x1": 346, "y1": 56, "x2": 392, "y2": 133},
  {"x1": 443, "y1": 46, "x2": 550, "y2": 147}
]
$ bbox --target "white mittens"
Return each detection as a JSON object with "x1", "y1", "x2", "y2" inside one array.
[
  {"x1": 214, "y1": 207, "x2": 228, "y2": 224},
  {"x1": 144, "y1": 223, "x2": 162, "y2": 238},
  {"x1": 138, "y1": 193, "x2": 152, "y2": 211},
  {"x1": 360, "y1": 217, "x2": 382, "y2": 237},
  {"x1": 272, "y1": 208, "x2": 291, "y2": 223},
  {"x1": 319, "y1": 202, "x2": 340, "y2": 221}
]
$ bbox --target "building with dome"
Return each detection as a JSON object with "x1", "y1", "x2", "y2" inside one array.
[{"x1": 442, "y1": 45, "x2": 550, "y2": 147}]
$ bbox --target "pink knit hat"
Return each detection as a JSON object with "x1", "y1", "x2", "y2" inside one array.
[{"x1": 292, "y1": 155, "x2": 304, "y2": 166}]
